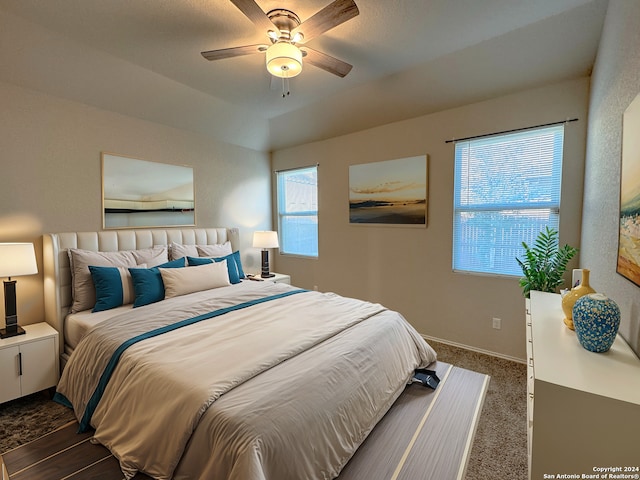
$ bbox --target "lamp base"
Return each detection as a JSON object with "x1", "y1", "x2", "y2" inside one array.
[
  {"x1": 260, "y1": 250, "x2": 275, "y2": 278},
  {"x1": 1, "y1": 325, "x2": 25, "y2": 339},
  {"x1": 3, "y1": 280, "x2": 23, "y2": 339}
]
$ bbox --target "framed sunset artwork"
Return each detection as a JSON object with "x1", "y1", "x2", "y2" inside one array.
[
  {"x1": 617, "y1": 93, "x2": 640, "y2": 287},
  {"x1": 349, "y1": 155, "x2": 428, "y2": 227}
]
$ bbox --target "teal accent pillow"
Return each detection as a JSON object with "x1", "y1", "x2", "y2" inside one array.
[
  {"x1": 231, "y1": 251, "x2": 246, "y2": 279},
  {"x1": 89, "y1": 265, "x2": 142, "y2": 312},
  {"x1": 187, "y1": 254, "x2": 240, "y2": 284},
  {"x1": 129, "y1": 258, "x2": 186, "y2": 308}
]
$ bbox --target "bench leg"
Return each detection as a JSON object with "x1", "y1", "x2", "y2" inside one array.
[{"x1": 1, "y1": 454, "x2": 9, "y2": 480}]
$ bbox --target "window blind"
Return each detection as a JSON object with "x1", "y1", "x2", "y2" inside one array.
[{"x1": 453, "y1": 124, "x2": 564, "y2": 276}]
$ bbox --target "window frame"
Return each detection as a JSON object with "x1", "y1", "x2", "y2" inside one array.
[
  {"x1": 276, "y1": 165, "x2": 319, "y2": 258},
  {"x1": 452, "y1": 124, "x2": 565, "y2": 277}
]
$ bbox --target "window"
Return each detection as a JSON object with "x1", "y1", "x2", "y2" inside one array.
[
  {"x1": 277, "y1": 166, "x2": 318, "y2": 257},
  {"x1": 452, "y1": 124, "x2": 564, "y2": 276}
]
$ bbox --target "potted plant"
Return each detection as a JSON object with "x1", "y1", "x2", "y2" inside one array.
[{"x1": 516, "y1": 226, "x2": 579, "y2": 298}]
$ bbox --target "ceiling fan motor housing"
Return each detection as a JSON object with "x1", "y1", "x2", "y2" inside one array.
[{"x1": 267, "y1": 9, "x2": 302, "y2": 41}]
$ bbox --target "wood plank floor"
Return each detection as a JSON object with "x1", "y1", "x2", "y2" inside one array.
[{"x1": 1, "y1": 362, "x2": 488, "y2": 480}]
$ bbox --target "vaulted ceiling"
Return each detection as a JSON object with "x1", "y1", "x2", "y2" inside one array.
[{"x1": 0, "y1": 0, "x2": 608, "y2": 151}]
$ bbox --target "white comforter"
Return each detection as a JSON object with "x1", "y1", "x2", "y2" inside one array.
[{"x1": 56, "y1": 281, "x2": 436, "y2": 480}]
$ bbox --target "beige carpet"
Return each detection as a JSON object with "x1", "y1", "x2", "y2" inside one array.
[{"x1": 0, "y1": 341, "x2": 527, "y2": 479}]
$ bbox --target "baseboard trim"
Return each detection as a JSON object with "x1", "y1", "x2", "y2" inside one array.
[{"x1": 422, "y1": 334, "x2": 526, "y2": 365}]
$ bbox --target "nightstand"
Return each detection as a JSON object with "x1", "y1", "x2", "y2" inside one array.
[
  {"x1": 247, "y1": 273, "x2": 291, "y2": 285},
  {"x1": 0, "y1": 322, "x2": 59, "y2": 404},
  {"x1": 268, "y1": 273, "x2": 291, "y2": 284}
]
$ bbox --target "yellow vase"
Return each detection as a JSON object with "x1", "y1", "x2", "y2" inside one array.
[{"x1": 561, "y1": 269, "x2": 596, "y2": 330}]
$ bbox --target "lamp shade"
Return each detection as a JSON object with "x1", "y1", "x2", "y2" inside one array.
[
  {"x1": 253, "y1": 231, "x2": 279, "y2": 249},
  {"x1": 266, "y1": 42, "x2": 302, "y2": 78},
  {"x1": 0, "y1": 243, "x2": 38, "y2": 278}
]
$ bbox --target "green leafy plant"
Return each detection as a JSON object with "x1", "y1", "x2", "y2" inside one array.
[{"x1": 516, "y1": 226, "x2": 578, "y2": 298}]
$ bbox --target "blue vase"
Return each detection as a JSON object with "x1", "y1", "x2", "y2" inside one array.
[{"x1": 572, "y1": 294, "x2": 621, "y2": 353}]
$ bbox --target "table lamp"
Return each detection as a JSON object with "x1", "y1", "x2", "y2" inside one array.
[
  {"x1": 0, "y1": 243, "x2": 38, "y2": 338},
  {"x1": 253, "y1": 231, "x2": 279, "y2": 278}
]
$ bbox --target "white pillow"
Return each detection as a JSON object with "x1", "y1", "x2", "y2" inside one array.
[
  {"x1": 160, "y1": 261, "x2": 230, "y2": 298},
  {"x1": 169, "y1": 243, "x2": 198, "y2": 260},
  {"x1": 131, "y1": 246, "x2": 169, "y2": 267},
  {"x1": 196, "y1": 242, "x2": 233, "y2": 257}
]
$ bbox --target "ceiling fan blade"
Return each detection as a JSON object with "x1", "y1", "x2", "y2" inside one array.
[
  {"x1": 301, "y1": 47, "x2": 353, "y2": 77},
  {"x1": 292, "y1": 0, "x2": 359, "y2": 44},
  {"x1": 230, "y1": 0, "x2": 279, "y2": 36},
  {"x1": 201, "y1": 44, "x2": 267, "y2": 61}
]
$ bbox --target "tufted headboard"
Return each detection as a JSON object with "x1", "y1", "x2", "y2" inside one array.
[{"x1": 43, "y1": 227, "x2": 240, "y2": 358}]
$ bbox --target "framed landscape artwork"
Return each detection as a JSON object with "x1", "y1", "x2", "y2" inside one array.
[
  {"x1": 349, "y1": 155, "x2": 428, "y2": 227},
  {"x1": 102, "y1": 153, "x2": 195, "y2": 229},
  {"x1": 617, "y1": 93, "x2": 640, "y2": 287}
]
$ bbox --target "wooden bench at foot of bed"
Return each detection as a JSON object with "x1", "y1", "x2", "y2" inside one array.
[
  {"x1": 1, "y1": 361, "x2": 489, "y2": 480},
  {"x1": 337, "y1": 361, "x2": 489, "y2": 480}
]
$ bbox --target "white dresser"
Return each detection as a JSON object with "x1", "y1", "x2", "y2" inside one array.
[{"x1": 527, "y1": 291, "x2": 640, "y2": 479}]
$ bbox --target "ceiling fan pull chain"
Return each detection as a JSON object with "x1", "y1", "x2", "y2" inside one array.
[{"x1": 282, "y1": 77, "x2": 291, "y2": 98}]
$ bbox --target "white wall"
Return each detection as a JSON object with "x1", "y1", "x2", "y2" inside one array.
[
  {"x1": 272, "y1": 77, "x2": 589, "y2": 360},
  {"x1": 0, "y1": 81, "x2": 272, "y2": 327},
  {"x1": 582, "y1": 0, "x2": 640, "y2": 356}
]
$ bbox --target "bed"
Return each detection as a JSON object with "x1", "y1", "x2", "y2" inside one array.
[{"x1": 42, "y1": 227, "x2": 438, "y2": 480}]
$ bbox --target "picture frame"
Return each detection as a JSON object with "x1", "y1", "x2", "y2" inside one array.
[
  {"x1": 349, "y1": 155, "x2": 428, "y2": 227},
  {"x1": 617, "y1": 93, "x2": 640, "y2": 287},
  {"x1": 102, "y1": 152, "x2": 195, "y2": 229}
]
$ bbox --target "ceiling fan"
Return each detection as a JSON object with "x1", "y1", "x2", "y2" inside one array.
[{"x1": 201, "y1": 0, "x2": 359, "y2": 82}]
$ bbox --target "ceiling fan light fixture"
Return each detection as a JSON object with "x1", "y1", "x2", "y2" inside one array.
[{"x1": 266, "y1": 42, "x2": 302, "y2": 78}]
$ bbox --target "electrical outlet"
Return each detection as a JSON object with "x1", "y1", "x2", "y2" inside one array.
[
  {"x1": 492, "y1": 317, "x2": 502, "y2": 330},
  {"x1": 313, "y1": 285, "x2": 318, "y2": 291}
]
